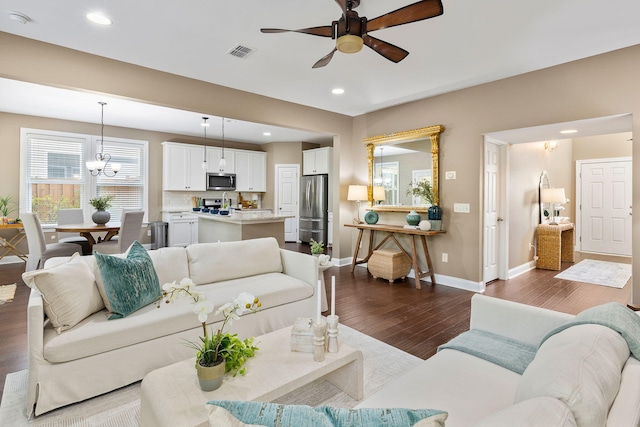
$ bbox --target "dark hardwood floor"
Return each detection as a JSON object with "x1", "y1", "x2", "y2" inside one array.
[{"x1": 0, "y1": 247, "x2": 631, "y2": 402}]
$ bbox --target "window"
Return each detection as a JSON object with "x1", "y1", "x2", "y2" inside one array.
[{"x1": 21, "y1": 128, "x2": 148, "y2": 226}]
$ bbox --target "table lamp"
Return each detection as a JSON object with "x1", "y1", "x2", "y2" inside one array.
[
  {"x1": 347, "y1": 185, "x2": 368, "y2": 224},
  {"x1": 541, "y1": 187, "x2": 566, "y2": 225},
  {"x1": 373, "y1": 186, "x2": 385, "y2": 204}
]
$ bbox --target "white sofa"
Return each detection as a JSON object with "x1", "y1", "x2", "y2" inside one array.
[
  {"x1": 357, "y1": 294, "x2": 640, "y2": 427},
  {"x1": 24, "y1": 237, "x2": 318, "y2": 417}
]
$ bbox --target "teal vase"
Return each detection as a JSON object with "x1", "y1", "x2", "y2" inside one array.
[
  {"x1": 406, "y1": 210, "x2": 421, "y2": 226},
  {"x1": 364, "y1": 210, "x2": 379, "y2": 224}
]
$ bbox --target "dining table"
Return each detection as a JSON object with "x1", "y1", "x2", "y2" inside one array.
[{"x1": 54, "y1": 222, "x2": 121, "y2": 251}]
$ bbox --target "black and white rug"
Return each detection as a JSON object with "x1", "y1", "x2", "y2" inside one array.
[{"x1": 0, "y1": 326, "x2": 423, "y2": 426}]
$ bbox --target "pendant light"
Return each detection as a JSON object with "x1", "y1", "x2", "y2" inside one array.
[
  {"x1": 219, "y1": 118, "x2": 227, "y2": 171},
  {"x1": 86, "y1": 102, "x2": 121, "y2": 177},
  {"x1": 201, "y1": 117, "x2": 209, "y2": 170}
]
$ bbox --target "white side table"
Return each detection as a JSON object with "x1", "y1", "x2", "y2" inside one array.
[{"x1": 318, "y1": 261, "x2": 334, "y2": 312}]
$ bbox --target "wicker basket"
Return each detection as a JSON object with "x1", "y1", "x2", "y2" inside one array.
[{"x1": 368, "y1": 249, "x2": 412, "y2": 282}]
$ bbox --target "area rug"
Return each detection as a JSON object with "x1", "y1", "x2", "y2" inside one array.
[
  {"x1": 0, "y1": 283, "x2": 17, "y2": 304},
  {"x1": 554, "y1": 259, "x2": 632, "y2": 289},
  {"x1": 0, "y1": 325, "x2": 423, "y2": 426}
]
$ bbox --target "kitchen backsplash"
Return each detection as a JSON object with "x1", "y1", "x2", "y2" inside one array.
[{"x1": 162, "y1": 191, "x2": 261, "y2": 210}]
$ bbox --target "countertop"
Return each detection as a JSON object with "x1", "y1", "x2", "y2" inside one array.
[{"x1": 195, "y1": 212, "x2": 292, "y2": 225}]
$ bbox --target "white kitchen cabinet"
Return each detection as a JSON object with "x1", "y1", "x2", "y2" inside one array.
[
  {"x1": 163, "y1": 212, "x2": 198, "y2": 247},
  {"x1": 235, "y1": 150, "x2": 267, "y2": 192},
  {"x1": 162, "y1": 142, "x2": 206, "y2": 191},
  {"x1": 206, "y1": 147, "x2": 235, "y2": 174},
  {"x1": 303, "y1": 147, "x2": 332, "y2": 175}
]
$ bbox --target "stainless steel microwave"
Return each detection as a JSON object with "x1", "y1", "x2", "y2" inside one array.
[{"x1": 206, "y1": 173, "x2": 236, "y2": 191}]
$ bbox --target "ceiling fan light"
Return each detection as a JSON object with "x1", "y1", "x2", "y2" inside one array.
[{"x1": 336, "y1": 35, "x2": 363, "y2": 54}]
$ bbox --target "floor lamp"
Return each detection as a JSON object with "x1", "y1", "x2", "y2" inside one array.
[
  {"x1": 541, "y1": 187, "x2": 566, "y2": 225},
  {"x1": 347, "y1": 185, "x2": 368, "y2": 224}
]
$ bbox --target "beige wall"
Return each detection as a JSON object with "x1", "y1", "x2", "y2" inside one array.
[
  {"x1": 261, "y1": 141, "x2": 304, "y2": 210},
  {"x1": 354, "y1": 44, "x2": 640, "y2": 301},
  {"x1": 1, "y1": 32, "x2": 639, "y2": 302}
]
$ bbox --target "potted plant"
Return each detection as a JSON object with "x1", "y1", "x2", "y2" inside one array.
[
  {"x1": 159, "y1": 279, "x2": 261, "y2": 391},
  {"x1": 407, "y1": 179, "x2": 441, "y2": 222},
  {"x1": 310, "y1": 238, "x2": 325, "y2": 256},
  {"x1": 0, "y1": 195, "x2": 16, "y2": 224},
  {"x1": 89, "y1": 195, "x2": 113, "y2": 225}
]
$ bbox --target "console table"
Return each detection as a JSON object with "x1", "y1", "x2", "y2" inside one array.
[
  {"x1": 344, "y1": 223, "x2": 445, "y2": 289},
  {"x1": 0, "y1": 223, "x2": 27, "y2": 262},
  {"x1": 535, "y1": 223, "x2": 575, "y2": 270}
]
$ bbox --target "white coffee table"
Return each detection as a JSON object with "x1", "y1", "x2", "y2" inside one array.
[{"x1": 140, "y1": 326, "x2": 363, "y2": 427}]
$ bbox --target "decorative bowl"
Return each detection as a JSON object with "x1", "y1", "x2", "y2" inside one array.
[
  {"x1": 201, "y1": 208, "x2": 210, "y2": 213},
  {"x1": 192, "y1": 207, "x2": 201, "y2": 212},
  {"x1": 210, "y1": 209, "x2": 219, "y2": 214},
  {"x1": 219, "y1": 210, "x2": 229, "y2": 216}
]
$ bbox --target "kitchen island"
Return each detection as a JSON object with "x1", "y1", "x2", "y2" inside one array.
[{"x1": 197, "y1": 211, "x2": 292, "y2": 247}]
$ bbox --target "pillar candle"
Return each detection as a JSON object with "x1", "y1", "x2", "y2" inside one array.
[
  {"x1": 317, "y1": 279, "x2": 322, "y2": 324},
  {"x1": 331, "y1": 276, "x2": 336, "y2": 316}
]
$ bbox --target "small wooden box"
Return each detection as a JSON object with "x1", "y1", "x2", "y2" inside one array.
[
  {"x1": 368, "y1": 249, "x2": 412, "y2": 282},
  {"x1": 290, "y1": 317, "x2": 327, "y2": 353}
]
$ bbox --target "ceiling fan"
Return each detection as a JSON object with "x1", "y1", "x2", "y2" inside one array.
[{"x1": 261, "y1": 0, "x2": 444, "y2": 68}]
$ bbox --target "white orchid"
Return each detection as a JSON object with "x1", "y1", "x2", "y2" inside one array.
[
  {"x1": 158, "y1": 281, "x2": 261, "y2": 372},
  {"x1": 193, "y1": 299, "x2": 215, "y2": 323}
]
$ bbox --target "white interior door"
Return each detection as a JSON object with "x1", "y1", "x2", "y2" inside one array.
[
  {"x1": 483, "y1": 141, "x2": 501, "y2": 283},
  {"x1": 579, "y1": 159, "x2": 632, "y2": 256},
  {"x1": 276, "y1": 165, "x2": 299, "y2": 242}
]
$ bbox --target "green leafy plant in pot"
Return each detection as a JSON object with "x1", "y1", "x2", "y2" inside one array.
[
  {"x1": 309, "y1": 238, "x2": 325, "y2": 255},
  {"x1": 407, "y1": 180, "x2": 441, "y2": 220},
  {"x1": 0, "y1": 195, "x2": 17, "y2": 224},
  {"x1": 89, "y1": 195, "x2": 113, "y2": 225},
  {"x1": 159, "y1": 279, "x2": 261, "y2": 391}
]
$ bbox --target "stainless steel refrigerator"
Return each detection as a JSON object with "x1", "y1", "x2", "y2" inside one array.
[{"x1": 299, "y1": 174, "x2": 328, "y2": 244}]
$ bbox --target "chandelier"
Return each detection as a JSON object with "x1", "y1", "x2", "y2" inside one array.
[{"x1": 86, "y1": 102, "x2": 121, "y2": 177}]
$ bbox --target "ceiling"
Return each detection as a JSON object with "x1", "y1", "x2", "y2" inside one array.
[{"x1": 1, "y1": 0, "x2": 639, "y2": 143}]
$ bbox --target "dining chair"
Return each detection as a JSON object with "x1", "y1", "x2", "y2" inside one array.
[
  {"x1": 57, "y1": 208, "x2": 91, "y2": 255},
  {"x1": 93, "y1": 210, "x2": 144, "y2": 254},
  {"x1": 21, "y1": 213, "x2": 82, "y2": 272}
]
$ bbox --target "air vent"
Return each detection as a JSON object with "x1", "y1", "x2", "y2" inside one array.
[{"x1": 226, "y1": 44, "x2": 256, "y2": 59}]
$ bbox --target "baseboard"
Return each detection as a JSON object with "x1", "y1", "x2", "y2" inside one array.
[
  {"x1": 337, "y1": 261, "x2": 485, "y2": 292},
  {"x1": 508, "y1": 261, "x2": 536, "y2": 279}
]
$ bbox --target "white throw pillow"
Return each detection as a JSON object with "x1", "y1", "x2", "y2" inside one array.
[
  {"x1": 514, "y1": 324, "x2": 629, "y2": 427},
  {"x1": 22, "y1": 253, "x2": 104, "y2": 333},
  {"x1": 473, "y1": 397, "x2": 577, "y2": 427}
]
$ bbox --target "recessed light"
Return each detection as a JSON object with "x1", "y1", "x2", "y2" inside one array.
[
  {"x1": 8, "y1": 11, "x2": 31, "y2": 24},
  {"x1": 332, "y1": 88, "x2": 345, "y2": 95},
  {"x1": 263, "y1": 132, "x2": 272, "y2": 137},
  {"x1": 560, "y1": 129, "x2": 578, "y2": 134},
  {"x1": 87, "y1": 12, "x2": 112, "y2": 26}
]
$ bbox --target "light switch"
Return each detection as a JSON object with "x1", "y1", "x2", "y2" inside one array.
[{"x1": 454, "y1": 203, "x2": 470, "y2": 213}]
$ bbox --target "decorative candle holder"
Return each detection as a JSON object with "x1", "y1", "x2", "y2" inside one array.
[
  {"x1": 313, "y1": 319, "x2": 327, "y2": 362},
  {"x1": 326, "y1": 314, "x2": 339, "y2": 353}
]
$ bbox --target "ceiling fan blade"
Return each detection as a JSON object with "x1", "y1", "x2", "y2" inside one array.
[
  {"x1": 363, "y1": 35, "x2": 409, "y2": 63},
  {"x1": 334, "y1": 0, "x2": 348, "y2": 15},
  {"x1": 260, "y1": 25, "x2": 333, "y2": 37},
  {"x1": 312, "y1": 48, "x2": 338, "y2": 68},
  {"x1": 367, "y1": 0, "x2": 444, "y2": 32}
]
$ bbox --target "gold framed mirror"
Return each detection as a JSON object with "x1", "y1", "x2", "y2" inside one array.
[{"x1": 364, "y1": 125, "x2": 444, "y2": 211}]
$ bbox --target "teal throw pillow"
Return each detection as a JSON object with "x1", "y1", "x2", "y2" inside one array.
[
  {"x1": 95, "y1": 241, "x2": 161, "y2": 320},
  {"x1": 206, "y1": 400, "x2": 448, "y2": 427}
]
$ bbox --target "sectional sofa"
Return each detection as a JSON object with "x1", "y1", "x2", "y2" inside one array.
[
  {"x1": 357, "y1": 294, "x2": 640, "y2": 427},
  {"x1": 23, "y1": 237, "x2": 318, "y2": 417}
]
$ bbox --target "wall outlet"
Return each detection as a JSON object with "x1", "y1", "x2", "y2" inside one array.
[
  {"x1": 445, "y1": 171, "x2": 456, "y2": 180},
  {"x1": 51, "y1": 235, "x2": 56, "y2": 240},
  {"x1": 147, "y1": 229, "x2": 151, "y2": 237},
  {"x1": 442, "y1": 253, "x2": 448, "y2": 262}
]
